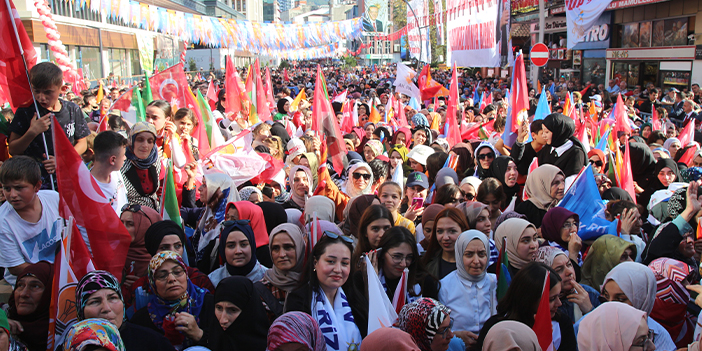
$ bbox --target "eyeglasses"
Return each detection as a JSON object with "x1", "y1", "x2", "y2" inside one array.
[
  {"x1": 590, "y1": 159, "x2": 604, "y2": 167},
  {"x1": 153, "y1": 267, "x2": 186, "y2": 281},
  {"x1": 477, "y1": 153, "x2": 495, "y2": 160},
  {"x1": 352, "y1": 172, "x2": 372, "y2": 180},
  {"x1": 323, "y1": 230, "x2": 354, "y2": 244},
  {"x1": 436, "y1": 318, "x2": 454, "y2": 339},
  {"x1": 221, "y1": 219, "x2": 251, "y2": 229},
  {"x1": 630, "y1": 329, "x2": 655, "y2": 351},
  {"x1": 562, "y1": 221, "x2": 579, "y2": 230},
  {"x1": 389, "y1": 253, "x2": 414, "y2": 265},
  {"x1": 121, "y1": 204, "x2": 153, "y2": 226}
]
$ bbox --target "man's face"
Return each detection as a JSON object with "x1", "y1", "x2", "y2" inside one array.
[
  {"x1": 609, "y1": 80, "x2": 616, "y2": 87},
  {"x1": 693, "y1": 85, "x2": 700, "y2": 94},
  {"x1": 684, "y1": 101, "x2": 693, "y2": 113},
  {"x1": 110, "y1": 90, "x2": 119, "y2": 100},
  {"x1": 368, "y1": 6, "x2": 379, "y2": 19},
  {"x1": 619, "y1": 81, "x2": 627, "y2": 90}
]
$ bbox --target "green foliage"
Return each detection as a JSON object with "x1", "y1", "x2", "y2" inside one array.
[
  {"x1": 188, "y1": 58, "x2": 197, "y2": 72},
  {"x1": 341, "y1": 55, "x2": 357, "y2": 68},
  {"x1": 279, "y1": 60, "x2": 291, "y2": 69}
]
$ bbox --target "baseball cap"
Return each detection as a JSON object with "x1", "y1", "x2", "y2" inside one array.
[{"x1": 406, "y1": 172, "x2": 429, "y2": 189}]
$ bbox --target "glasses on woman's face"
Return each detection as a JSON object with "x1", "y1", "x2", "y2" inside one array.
[
  {"x1": 436, "y1": 318, "x2": 454, "y2": 339},
  {"x1": 153, "y1": 266, "x2": 186, "y2": 281},
  {"x1": 352, "y1": 172, "x2": 371, "y2": 180},
  {"x1": 477, "y1": 152, "x2": 494, "y2": 160},
  {"x1": 630, "y1": 330, "x2": 655, "y2": 351},
  {"x1": 589, "y1": 159, "x2": 603, "y2": 167},
  {"x1": 562, "y1": 220, "x2": 579, "y2": 230},
  {"x1": 388, "y1": 253, "x2": 414, "y2": 265}
]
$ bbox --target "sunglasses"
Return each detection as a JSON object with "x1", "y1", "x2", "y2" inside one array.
[
  {"x1": 121, "y1": 204, "x2": 153, "y2": 226},
  {"x1": 323, "y1": 230, "x2": 354, "y2": 244},
  {"x1": 464, "y1": 193, "x2": 475, "y2": 201},
  {"x1": 352, "y1": 172, "x2": 372, "y2": 180},
  {"x1": 477, "y1": 153, "x2": 495, "y2": 160},
  {"x1": 590, "y1": 159, "x2": 604, "y2": 167}
]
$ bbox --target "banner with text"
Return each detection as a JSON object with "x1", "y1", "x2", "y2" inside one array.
[
  {"x1": 407, "y1": 0, "x2": 431, "y2": 63},
  {"x1": 446, "y1": 0, "x2": 501, "y2": 67},
  {"x1": 566, "y1": 0, "x2": 613, "y2": 49}
]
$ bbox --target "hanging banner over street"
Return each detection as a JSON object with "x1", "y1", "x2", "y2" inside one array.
[
  {"x1": 566, "y1": 0, "x2": 613, "y2": 49},
  {"x1": 407, "y1": 0, "x2": 431, "y2": 63},
  {"x1": 446, "y1": 0, "x2": 501, "y2": 67}
]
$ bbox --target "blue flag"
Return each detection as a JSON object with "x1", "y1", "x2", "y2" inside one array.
[
  {"x1": 595, "y1": 129, "x2": 610, "y2": 152},
  {"x1": 473, "y1": 89, "x2": 480, "y2": 106},
  {"x1": 558, "y1": 164, "x2": 611, "y2": 241},
  {"x1": 549, "y1": 82, "x2": 555, "y2": 97},
  {"x1": 526, "y1": 86, "x2": 552, "y2": 143}
]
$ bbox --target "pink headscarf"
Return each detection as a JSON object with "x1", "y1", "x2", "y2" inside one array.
[{"x1": 577, "y1": 302, "x2": 646, "y2": 351}]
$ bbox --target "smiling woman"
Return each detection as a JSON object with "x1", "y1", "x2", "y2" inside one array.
[{"x1": 121, "y1": 122, "x2": 161, "y2": 210}]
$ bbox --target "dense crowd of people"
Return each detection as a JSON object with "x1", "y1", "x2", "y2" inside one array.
[{"x1": 3, "y1": 59, "x2": 702, "y2": 351}]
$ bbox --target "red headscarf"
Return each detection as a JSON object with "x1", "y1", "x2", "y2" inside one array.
[{"x1": 227, "y1": 201, "x2": 270, "y2": 247}]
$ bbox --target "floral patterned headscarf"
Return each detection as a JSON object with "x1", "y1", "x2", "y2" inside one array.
[
  {"x1": 75, "y1": 270, "x2": 123, "y2": 321},
  {"x1": 63, "y1": 319, "x2": 125, "y2": 351}
]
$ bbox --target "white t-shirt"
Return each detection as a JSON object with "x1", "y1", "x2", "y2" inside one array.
[
  {"x1": 0, "y1": 190, "x2": 62, "y2": 285},
  {"x1": 95, "y1": 170, "x2": 128, "y2": 215}
]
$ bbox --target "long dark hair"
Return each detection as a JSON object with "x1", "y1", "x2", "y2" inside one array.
[
  {"x1": 496, "y1": 262, "x2": 561, "y2": 327},
  {"x1": 216, "y1": 89, "x2": 226, "y2": 113},
  {"x1": 422, "y1": 207, "x2": 469, "y2": 266},
  {"x1": 354, "y1": 204, "x2": 394, "y2": 258},
  {"x1": 435, "y1": 184, "x2": 463, "y2": 206},
  {"x1": 426, "y1": 152, "x2": 448, "y2": 187},
  {"x1": 377, "y1": 227, "x2": 433, "y2": 297},
  {"x1": 298, "y1": 234, "x2": 355, "y2": 296}
]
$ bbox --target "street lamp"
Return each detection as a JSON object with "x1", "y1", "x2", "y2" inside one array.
[{"x1": 399, "y1": 0, "x2": 422, "y2": 70}]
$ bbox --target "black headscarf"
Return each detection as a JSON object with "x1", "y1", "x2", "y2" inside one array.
[
  {"x1": 270, "y1": 122, "x2": 291, "y2": 151},
  {"x1": 219, "y1": 220, "x2": 258, "y2": 276},
  {"x1": 257, "y1": 202, "x2": 287, "y2": 235},
  {"x1": 601, "y1": 187, "x2": 634, "y2": 202},
  {"x1": 628, "y1": 142, "x2": 657, "y2": 188},
  {"x1": 144, "y1": 220, "x2": 187, "y2": 256},
  {"x1": 277, "y1": 99, "x2": 288, "y2": 114},
  {"x1": 490, "y1": 155, "x2": 520, "y2": 202},
  {"x1": 209, "y1": 276, "x2": 269, "y2": 351},
  {"x1": 543, "y1": 113, "x2": 576, "y2": 148},
  {"x1": 9, "y1": 261, "x2": 53, "y2": 351},
  {"x1": 639, "y1": 158, "x2": 681, "y2": 207}
]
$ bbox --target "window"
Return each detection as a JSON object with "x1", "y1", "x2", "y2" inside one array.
[
  {"x1": 130, "y1": 50, "x2": 141, "y2": 76},
  {"x1": 78, "y1": 46, "x2": 101, "y2": 84},
  {"x1": 108, "y1": 48, "x2": 128, "y2": 78}
]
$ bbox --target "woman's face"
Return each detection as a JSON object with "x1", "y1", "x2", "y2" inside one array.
[
  {"x1": 14, "y1": 276, "x2": 45, "y2": 316},
  {"x1": 423, "y1": 220, "x2": 435, "y2": 240},
  {"x1": 390, "y1": 151, "x2": 403, "y2": 169},
  {"x1": 559, "y1": 216, "x2": 578, "y2": 243},
  {"x1": 482, "y1": 194, "x2": 502, "y2": 217},
  {"x1": 380, "y1": 186, "x2": 402, "y2": 213},
  {"x1": 548, "y1": 282, "x2": 562, "y2": 319},
  {"x1": 602, "y1": 280, "x2": 632, "y2": 305},
  {"x1": 176, "y1": 118, "x2": 193, "y2": 136},
  {"x1": 642, "y1": 126, "x2": 651, "y2": 139},
  {"x1": 215, "y1": 301, "x2": 241, "y2": 331},
  {"x1": 120, "y1": 211, "x2": 136, "y2": 239},
  {"x1": 413, "y1": 130, "x2": 427, "y2": 145},
  {"x1": 225, "y1": 207, "x2": 239, "y2": 221},
  {"x1": 504, "y1": 161, "x2": 518, "y2": 187},
  {"x1": 352, "y1": 168, "x2": 371, "y2": 190},
  {"x1": 658, "y1": 166, "x2": 676, "y2": 187},
  {"x1": 462, "y1": 239, "x2": 488, "y2": 277},
  {"x1": 460, "y1": 184, "x2": 476, "y2": 202},
  {"x1": 669, "y1": 142, "x2": 681, "y2": 158},
  {"x1": 474, "y1": 208, "x2": 492, "y2": 235},
  {"x1": 383, "y1": 243, "x2": 414, "y2": 280},
  {"x1": 158, "y1": 235, "x2": 184, "y2": 257},
  {"x1": 145, "y1": 106, "x2": 168, "y2": 133},
  {"x1": 630, "y1": 317, "x2": 653, "y2": 351},
  {"x1": 541, "y1": 125, "x2": 553, "y2": 145},
  {"x1": 516, "y1": 227, "x2": 539, "y2": 261},
  {"x1": 365, "y1": 125, "x2": 375, "y2": 139},
  {"x1": 358, "y1": 106, "x2": 367, "y2": 116},
  {"x1": 550, "y1": 174, "x2": 565, "y2": 200},
  {"x1": 620, "y1": 248, "x2": 635, "y2": 263},
  {"x1": 299, "y1": 157, "x2": 310, "y2": 168},
  {"x1": 589, "y1": 155, "x2": 604, "y2": 174},
  {"x1": 133, "y1": 132, "x2": 155, "y2": 160},
  {"x1": 82, "y1": 289, "x2": 124, "y2": 328},
  {"x1": 436, "y1": 217, "x2": 462, "y2": 255},
  {"x1": 314, "y1": 243, "x2": 351, "y2": 292},
  {"x1": 225, "y1": 231, "x2": 252, "y2": 267},
  {"x1": 271, "y1": 232, "x2": 297, "y2": 272},
  {"x1": 284, "y1": 100, "x2": 290, "y2": 112},
  {"x1": 409, "y1": 158, "x2": 424, "y2": 172},
  {"x1": 198, "y1": 180, "x2": 208, "y2": 203},
  {"x1": 366, "y1": 218, "x2": 392, "y2": 249},
  {"x1": 153, "y1": 260, "x2": 187, "y2": 300},
  {"x1": 551, "y1": 254, "x2": 576, "y2": 292},
  {"x1": 429, "y1": 314, "x2": 453, "y2": 351},
  {"x1": 396, "y1": 132, "x2": 406, "y2": 146},
  {"x1": 293, "y1": 170, "x2": 310, "y2": 197},
  {"x1": 364, "y1": 145, "x2": 376, "y2": 163}
]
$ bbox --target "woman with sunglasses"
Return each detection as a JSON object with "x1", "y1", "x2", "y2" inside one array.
[
  {"x1": 120, "y1": 204, "x2": 163, "y2": 289},
  {"x1": 475, "y1": 262, "x2": 576, "y2": 351},
  {"x1": 395, "y1": 298, "x2": 454, "y2": 351},
  {"x1": 600, "y1": 262, "x2": 677, "y2": 351},
  {"x1": 473, "y1": 143, "x2": 497, "y2": 180},
  {"x1": 514, "y1": 164, "x2": 565, "y2": 228},
  {"x1": 121, "y1": 122, "x2": 162, "y2": 210},
  {"x1": 581, "y1": 235, "x2": 636, "y2": 290},
  {"x1": 578, "y1": 302, "x2": 655, "y2": 351},
  {"x1": 284, "y1": 232, "x2": 367, "y2": 350},
  {"x1": 434, "y1": 184, "x2": 464, "y2": 208},
  {"x1": 422, "y1": 208, "x2": 470, "y2": 280},
  {"x1": 208, "y1": 220, "x2": 268, "y2": 288},
  {"x1": 343, "y1": 162, "x2": 374, "y2": 198},
  {"x1": 130, "y1": 251, "x2": 212, "y2": 349},
  {"x1": 588, "y1": 149, "x2": 606, "y2": 175},
  {"x1": 439, "y1": 231, "x2": 496, "y2": 349},
  {"x1": 536, "y1": 113, "x2": 587, "y2": 178}
]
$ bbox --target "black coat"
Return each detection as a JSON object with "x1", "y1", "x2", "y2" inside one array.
[
  {"x1": 536, "y1": 143, "x2": 587, "y2": 178},
  {"x1": 130, "y1": 294, "x2": 214, "y2": 348}
]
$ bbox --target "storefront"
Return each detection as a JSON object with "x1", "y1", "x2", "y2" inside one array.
[
  {"x1": 572, "y1": 12, "x2": 611, "y2": 86},
  {"x1": 530, "y1": 16, "x2": 575, "y2": 82}
]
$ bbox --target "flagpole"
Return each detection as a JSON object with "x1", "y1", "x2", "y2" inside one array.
[{"x1": 5, "y1": 0, "x2": 55, "y2": 190}]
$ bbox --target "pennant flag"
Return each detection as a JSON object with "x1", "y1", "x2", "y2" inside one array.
[
  {"x1": 479, "y1": 91, "x2": 488, "y2": 111},
  {"x1": 0, "y1": 0, "x2": 38, "y2": 109},
  {"x1": 532, "y1": 272, "x2": 554, "y2": 351},
  {"x1": 333, "y1": 89, "x2": 348, "y2": 104},
  {"x1": 47, "y1": 219, "x2": 95, "y2": 351},
  {"x1": 368, "y1": 102, "x2": 381, "y2": 124},
  {"x1": 160, "y1": 160, "x2": 182, "y2": 227},
  {"x1": 184, "y1": 86, "x2": 211, "y2": 156},
  {"x1": 96, "y1": 81, "x2": 104, "y2": 103},
  {"x1": 283, "y1": 67, "x2": 289, "y2": 82},
  {"x1": 111, "y1": 85, "x2": 146, "y2": 125},
  {"x1": 143, "y1": 73, "x2": 153, "y2": 105},
  {"x1": 197, "y1": 89, "x2": 225, "y2": 149},
  {"x1": 679, "y1": 145, "x2": 698, "y2": 167},
  {"x1": 621, "y1": 141, "x2": 636, "y2": 204},
  {"x1": 595, "y1": 129, "x2": 610, "y2": 153},
  {"x1": 558, "y1": 164, "x2": 609, "y2": 241},
  {"x1": 290, "y1": 89, "x2": 307, "y2": 112},
  {"x1": 149, "y1": 63, "x2": 190, "y2": 109},
  {"x1": 225, "y1": 57, "x2": 249, "y2": 119},
  {"x1": 341, "y1": 100, "x2": 354, "y2": 134},
  {"x1": 98, "y1": 104, "x2": 109, "y2": 132},
  {"x1": 445, "y1": 63, "x2": 461, "y2": 147},
  {"x1": 526, "y1": 86, "x2": 552, "y2": 143},
  {"x1": 53, "y1": 116, "x2": 132, "y2": 280},
  {"x1": 206, "y1": 80, "x2": 219, "y2": 111},
  {"x1": 679, "y1": 117, "x2": 695, "y2": 147},
  {"x1": 508, "y1": 52, "x2": 529, "y2": 134},
  {"x1": 417, "y1": 64, "x2": 449, "y2": 101},
  {"x1": 614, "y1": 94, "x2": 631, "y2": 136},
  {"x1": 264, "y1": 67, "x2": 276, "y2": 113},
  {"x1": 461, "y1": 119, "x2": 496, "y2": 141},
  {"x1": 392, "y1": 268, "x2": 408, "y2": 314},
  {"x1": 396, "y1": 95, "x2": 409, "y2": 127},
  {"x1": 254, "y1": 59, "x2": 271, "y2": 122},
  {"x1": 365, "y1": 255, "x2": 399, "y2": 334},
  {"x1": 496, "y1": 237, "x2": 511, "y2": 300},
  {"x1": 312, "y1": 65, "x2": 346, "y2": 175}
]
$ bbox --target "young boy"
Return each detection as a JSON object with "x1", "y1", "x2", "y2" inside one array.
[
  {"x1": 90, "y1": 131, "x2": 128, "y2": 214},
  {"x1": 8, "y1": 62, "x2": 90, "y2": 190},
  {"x1": 0, "y1": 156, "x2": 61, "y2": 285}
]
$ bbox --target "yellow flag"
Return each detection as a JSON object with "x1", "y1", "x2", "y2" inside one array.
[
  {"x1": 96, "y1": 81, "x2": 104, "y2": 103},
  {"x1": 290, "y1": 89, "x2": 307, "y2": 112}
]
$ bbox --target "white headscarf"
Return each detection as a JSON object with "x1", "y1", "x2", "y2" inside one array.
[
  {"x1": 196, "y1": 172, "x2": 241, "y2": 254},
  {"x1": 454, "y1": 230, "x2": 490, "y2": 282},
  {"x1": 342, "y1": 162, "x2": 374, "y2": 198},
  {"x1": 602, "y1": 262, "x2": 657, "y2": 315}
]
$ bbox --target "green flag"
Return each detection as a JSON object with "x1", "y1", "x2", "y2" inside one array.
[
  {"x1": 160, "y1": 161, "x2": 182, "y2": 227},
  {"x1": 196, "y1": 90, "x2": 213, "y2": 146},
  {"x1": 143, "y1": 73, "x2": 153, "y2": 105},
  {"x1": 133, "y1": 87, "x2": 146, "y2": 123},
  {"x1": 496, "y1": 237, "x2": 511, "y2": 300}
]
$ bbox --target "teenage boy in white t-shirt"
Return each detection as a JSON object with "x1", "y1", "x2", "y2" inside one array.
[
  {"x1": 90, "y1": 130, "x2": 128, "y2": 215},
  {"x1": 0, "y1": 156, "x2": 62, "y2": 285}
]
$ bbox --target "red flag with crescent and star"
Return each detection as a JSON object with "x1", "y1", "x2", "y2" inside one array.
[{"x1": 149, "y1": 63, "x2": 190, "y2": 109}]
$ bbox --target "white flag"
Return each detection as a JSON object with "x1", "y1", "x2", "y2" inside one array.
[
  {"x1": 365, "y1": 255, "x2": 398, "y2": 335},
  {"x1": 394, "y1": 63, "x2": 421, "y2": 102}
]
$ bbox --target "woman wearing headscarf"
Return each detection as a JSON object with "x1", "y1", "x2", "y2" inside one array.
[
  {"x1": 299, "y1": 152, "x2": 320, "y2": 188},
  {"x1": 75, "y1": 270, "x2": 173, "y2": 351},
  {"x1": 664, "y1": 137, "x2": 682, "y2": 160},
  {"x1": 182, "y1": 172, "x2": 241, "y2": 274},
  {"x1": 389, "y1": 144, "x2": 412, "y2": 178},
  {"x1": 304, "y1": 196, "x2": 336, "y2": 223},
  {"x1": 393, "y1": 127, "x2": 413, "y2": 149},
  {"x1": 539, "y1": 207, "x2": 583, "y2": 266},
  {"x1": 577, "y1": 302, "x2": 654, "y2": 351},
  {"x1": 257, "y1": 202, "x2": 287, "y2": 235},
  {"x1": 260, "y1": 224, "x2": 307, "y2": 316},
  {"x1": 601, "y1": 262, "x2": 677, "y2": 351},
  {"x1": 395, "y1": 298, "x2": 454, "y2": 351},
  {"x1": 439, "y1": 231, "x2": 496, "y2": 345},
  {"x1": 130, "y1": 251, "x2": 212, "y2": 349},
  {"x1": 489, "y1": 156, "x2": 521, "y2": 207},
  {"x1": 341, "y1": 194, "x2": 379, "y2": 237},
  {"x1": 455, "y1": 202, "x2": 498, "y2": 266},
  {"x1": 63, "y1": 319, "x2": 125, "y2": 351},
  {"x1": 7, "y1": 262, "x2": 53, "y2": 351},
  {"x1": 639, "y1": 158, "x2": 681, "y2": 208},
  {"x1": 580, "y1": 234, "x2": 636, "y2": 289},
  {"x1": 459, "y1": 176, "x2": 482, "y2": 202},
  {"x1": 121, "y1": 204, "x2": 163, "y2": 288},
  {"x1": 208, "y1": 220, "x2": 268, "y2": 287},
  {"x1": 473, "y1": 142, "x2": 498, "y2": 180},
  {"x1": 419, "y1": 204, "x2": 445, "y2": 251},
  {"x1": 284, "y1": 165, "x2": 313, "y2": 211},
  {"x1": 629, "y1": 141, "x2": 658, "y2": 191},
  {"x1": 121, "y1": 122, "x2": 161, "y2": 209},
  {"x1": 601, "y1": 187, "x2": 634, "y2": 202},
  {"x1": 483, "y1": 321, "x2": 541, "y2": 351},
  {"x1": 342, "y1": 162, "x2": 374, "y2": 198},
  {"x1": 364, "y1": 139, "x2": 384, "y2": 163},
  {"x1": 361, "y1": 328, "x2": 420, "y2": 351},
  {"x1": 491, "y1": 218, "x2": 539, "y2": 277},
  {"x1": 533, "y1": 247, "x2": 599, "y2": 324},
  {"x1": 224, "y1": 201, "x2": 272, "y2": 267},
  {"x1": 267, "y1": 312, "x2": 327, "y2": 351},
  {"x1": 207, "y1": 276, "x2": 269, "y2": 351},
  {"x1": 536, "y1": 113, "x2": 587, "y2": 178},
  {"x1": 238, "y1": 186, "x2": 262, "y2": 203},
  {"x1": 514, "y1": 165, "x2": 565, "y2": 228},
  {"x1": 648, "y1": 257, "x2": 696, "y2": 347}
]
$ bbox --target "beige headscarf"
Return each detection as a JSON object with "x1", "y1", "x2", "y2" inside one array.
[
  {"x1": 577, "y1": 302, "x2": 646, "y2": 351},
  {"x1": 494, "y1": 218, "x2": 537, "y2": 270},
  {"x1": 456, "y1": 202, "x2": 488, "y2": 229},
  {"x1": 524, "y1": 164, "x2": 564, "y2": 210},
  {"x1": 264, "y1": 224, "x2": 306, "y2": 293},
  {"x1": 484, "y1": 320, "x2": 542, "y2": 351}
]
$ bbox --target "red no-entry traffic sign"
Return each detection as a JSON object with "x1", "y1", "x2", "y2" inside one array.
[{"x1": 531, "y1": 43, "x2": 549, "y2": 67}]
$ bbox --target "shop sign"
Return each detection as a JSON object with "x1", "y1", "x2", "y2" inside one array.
[
  {"x1": 530, "y1": 17, "x2": 567, "y2": 33},
  {"x1": 609, "y1": 50, "x2": 629, "y2": 59},
  {"x1": 551, "y1": 0, "x2": 669, "y2": 14},
  {"x1": 696, "y1": 45, "x2": 702, "y2": 60}
]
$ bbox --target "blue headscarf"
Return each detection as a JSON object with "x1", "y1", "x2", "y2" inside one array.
[
  {"x1": 411, "y1": 113, "x2": 429, "y2": 128},
  {"x1": 219, "y1": 220, "x2": 258, "y2": 277}
]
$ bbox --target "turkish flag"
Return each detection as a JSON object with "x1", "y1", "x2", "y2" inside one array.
[
  {"x1": 0, "y1": 0, "x2": 37, "y2": 109},
  {"x1": 149, "y1": 63, "x2": 189, "y2": 109}
]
